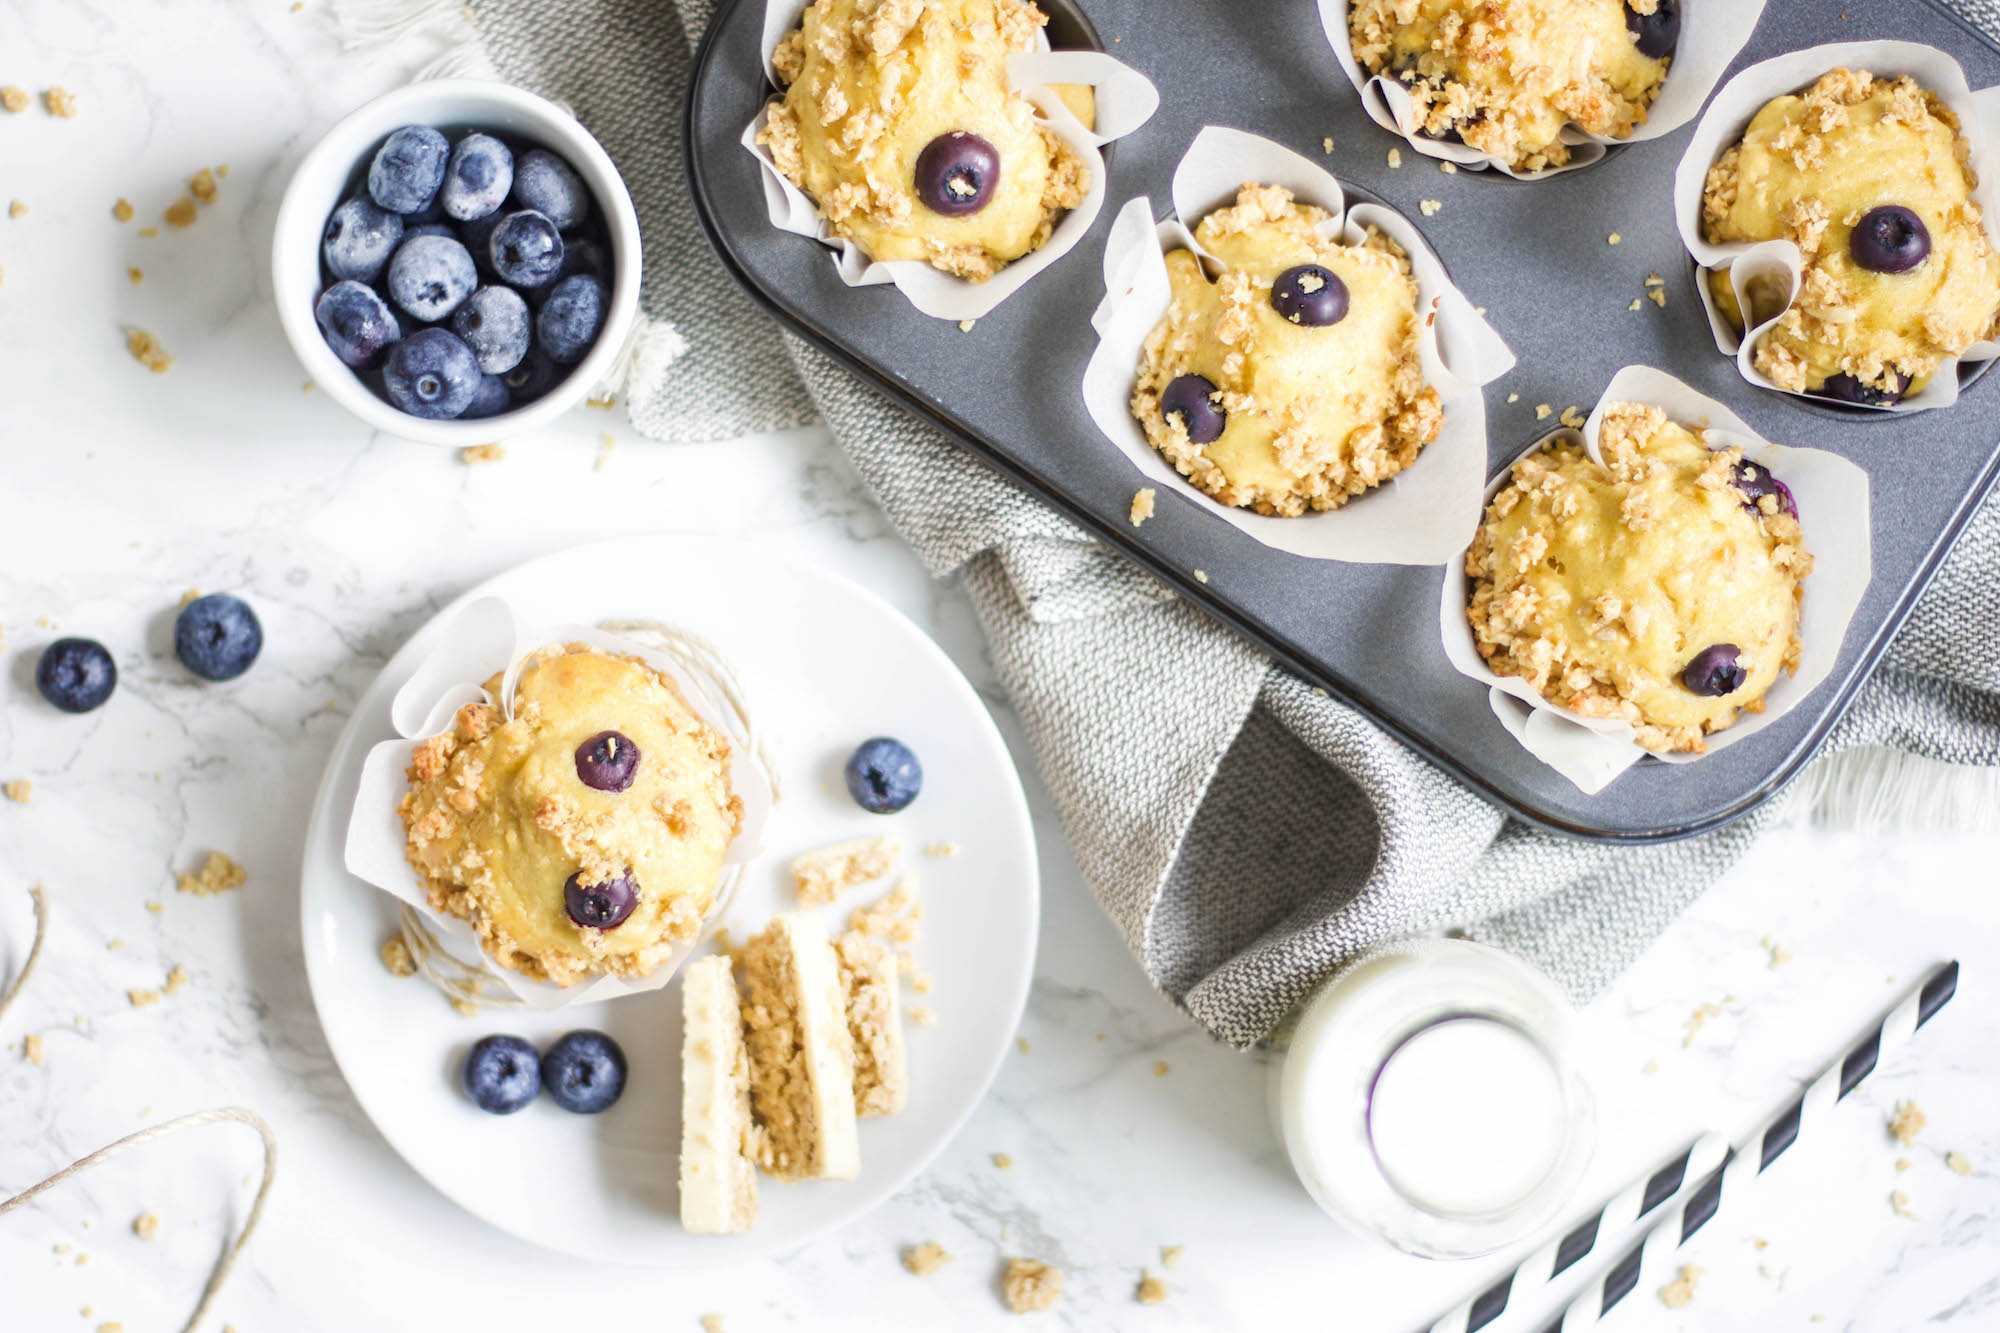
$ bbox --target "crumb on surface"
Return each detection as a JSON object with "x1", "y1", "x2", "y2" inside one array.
[
  {"x1": 44, "y1": 86, "x2": 77, "y2": 117},
  {"x1": 992, "y1": 1152, "x2": 1012, "y2": 1169},
  {"x1": 1890, "y1": 1100, "x2": 1926, "y2": 1147},
  {"x1": 922, "y1": 841, "x2": 959, "y2": 859},
  {"x1": 586, "y1": 393, "x2": 617, "y2": 410},
  {"x1": 1387, "y1": 147, "x2": 1402, "y2": 169},
  {"x1": 178, "y1": 588, "x2": 201, "y2": 608},
  {"x1": 1129, "y1": 487, "x2": 1156, "y2": 527},
  {"x1": 1890, "y1": 1188, "x2": 1916, "y2": 1219},
  {"x1": 162, "y1": 964, "x2": 188, "y2": 995},
  {"x1": 190, "y1": 168, "x2": 218, "y2": 204},
  {"x1": 1761, "y1": 934, "x2": 1792, "y2": 969},
  {"x1": 1440, "y1": 161, "x2": 1457, "y2": 175},
  {"x1": 380, "y1": 936, "x2": 417, "y2": 978},
  {"x1": 131, "y1": 1211, "x2": 159, "y2": 1241},
  {"x1": 699, "y1": 1317, "x2": 725, "y2": 1333},
  {"x1": 138, "y1": 226, "x2": 158, "y2": 238},
  {"x1": 459, "y1": 443, "x2": 505, "y2": 465},
  {"x1": 958, "y1": 319, "x2": 976, "y2": 332},
  {"x1": 126, "y1": 328, "x2": 173, "y2": 374},
  {"x1": 113, "y1": 198, "x2": 134, "y2": 222},
  {"x1": 1161, "y1": 1244, "x2": 1183, "y2": 1267},
  {"x1": 127, "y1": 988, "x2": 160, "y2": 1009},
  {"x1": 1648, "y1": 287, "x2": 1667, "y2": 308},
  {"x1": 449, "y1": 995, "x2": 477, "y2": 1016},
  {"x1": 1016, "y1": 1036, "x2": 1031, "y2": 1055},
  {"x1": 1193, "y1": 569, "x2": 1209, "y2": 584},
  {"x1": 1136, "y1": 1272, "x2": 1167, "y2": 1305},
  {"x1": 1658, "y1": 1264, "x2": 1702, "y2": 1309},
  {"x1": 1608, "y1": 232, "x2": 1622, "y2": 245},
  {"x1": 1642, "y1": 1057, "x2": 1660, "y2": 1074},
  {"x1": 1628, "y1": 298, "x2": 1643, "y2": 311},
  {"x1": 22, "y1": 1033, "x2": 44, "y2": 1066},
  {"x1": 794, "y1": 835, "x2": 901, "y2": 907},
  {"x1": 177, "y1": 851, "x2": 244, "y2": 895},
  {"x1": 1947, "y1": 1151, "x2": 1974, "y2": 1176},
  {"x1": 1534, "y1": 403, "x2": 1553, "y2": 420},
  {"x1": 1419, "y1": 198, "x2": 1442, "y2": 217},
  {"x1": 1558, "y1": 405, "x2": 1586, "y2": 429},
  {"x1": 1506, "y1": 392, "x2": 1519, "y2": 403},
  {"x1": 1683, "y1": 1001, "x2": 1723, "y2": 1048},
  {"x1": 8, "y1": 199, "x2": 26, "y2": 219},
  {"x1": 164, "y1": 197, "x2": 198, "y2": 228},
  {"x1": 902, "y1": 1241, "x2": 952, "y2": 1275},
  {"x1": 907, "y1": 1005, "x2": 937, "y2": 1027},
  {"x1": 1895, "y1": 1156, "x2": 1911, "y2": 1171},
  {"x1": 0, "y1": 86, "x2": 28, "y2": 113},
  {"x1": 1152, "y1": 1060, "x2": 1169, "y2": 1077},
  {"x1": 3, "y1": 779, "x2": 30, "y2": 803},
  {"x1": 128, "y1": 267, "x2": 143, "y2": 285},
  {"x1": 1002, "y1": 1258, "x2": 1063, "y2": 1314}
]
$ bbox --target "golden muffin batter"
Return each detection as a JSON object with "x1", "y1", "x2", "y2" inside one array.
[
  {"x1": 1466, "y1": 405, "x2": 1812, "y2": 754},
  {"x1": 1703, "y1": 68, "x2": 2000, "y2": 402},
  {"x1": 1348, "y1": 0, "x2": 1673, "y2": 172},
  {"x1": 400, "y1": 644, "x2": 741, "y2": 986},
  {"x1": 759, "y1": 0, "x2": 1090, "y2": 281},
  {"x1": 1131, "y1": 184, "x2": 1442, "y2": 517}
]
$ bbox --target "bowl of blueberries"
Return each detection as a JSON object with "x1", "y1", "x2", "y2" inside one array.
[{"x1": 274, "y1": 80, "x2": 642, "y2": 443}]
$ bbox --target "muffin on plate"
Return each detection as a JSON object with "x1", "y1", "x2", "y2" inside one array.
[
  {"x1": 758, "y1": 0, "x2": 1091, "y2": 281},
  {"x1": 1702, "y1": 68, "x2": 2000, "y2": 405},
  {"x1": 1130, "y1": 183, "x2": 1441, "y2": 517},
  {"x1": 399, "y1": 643, "x2": 742, "y2": 986},
  {"x1": 1466, "y1": 403, "x2": 1812, "y2": 754},
  {"x1": 1348, "y1": 0, "x2": 1676, "y2": 172}
]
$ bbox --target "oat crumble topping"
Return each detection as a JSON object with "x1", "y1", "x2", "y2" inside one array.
[
  {"x1": 8, "y1": 200, "x2": 27, "y2": 219},
  {"x1": 22, "y1": 1033, "x2": 44, "y2": 1066},
  {"x1": 1947, "y1": 1150, "x2": 1974, "y2": 1175},
  {"x1": 1128, "y1": 487, "x2": 1156, "y2": 527},
  {"x1": 127, "y1": 988, "x2": 160, "y2": 1009},
  {"x1": 1136, "y1": 1272, "x2": 1168, "y2": 1304},
  {"x1": 1152, "y1": 1060, "x2": 1169, "y2": 1077},
  {"x1": 1002, "y1": 1258, "x2": 1063, "y2": 1314},
  {"x1": 190, "y1": 168, "x2": 219, "y2": 204},
  {"x1": 1161, "y1": 1244, "x2": 1183, "y2": 1268},
  {"x1": 3, "y1": 779, "x2": 30, "y2": 803},
  {"x1": 177, "y1": 851, "x2": 245, "y2": 896},
  {"x1": 1889, "y1": 1099, "x2": 1926, "y2": 1147},
  {"x1": 0, "y1": 86, "x2": 28, "y2": 113},
  {"x1": 922, "y1": 840, "x2": 960, "y2": 859},
  {"x1": 126, "y1": 328, "x2": 173, "y2": 374},
  {"x1": 1889, "y1": 1188, "x2": 1916, "y2": 1219},
  {"x1": 459, "y1": 443, "x2": 505, "y2": 464},
  {"x1": 379, "y1": 936, "x2": 417, "y2": 978},
  {"x1": 164, "y1": 197, "x2": 198, "y2": 229},
  {"x1": 903, "y1": 1241, "x2": 953, "y2": 1274},
  {"x1": 793, "y1": 835, "x2": 901, "y2": 906},
  {"x1": 1658, "y1": 1264, "x2": 1702, "y2": 1309},
  {"x1": 44, "y1": 86, "x2": 77, "y2": 118},
  {"x1": 992, "y1": 1151, "x2": 1012, "y2": 1169},
  {"x1": 131, "y1": 1212, "x2": 159, "y2": 1241}
]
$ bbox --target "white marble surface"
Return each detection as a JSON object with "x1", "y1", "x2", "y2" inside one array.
[{"x1": 3, "y1": 4, "x2": 1999, "y2": 1329}]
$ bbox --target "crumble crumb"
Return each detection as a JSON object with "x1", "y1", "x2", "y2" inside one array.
[
  {"x1": 113, "y1": 198, "x2": 134, "y2": 222},
  {"x1": 449, "y1": 996, "x2": 477, "y2": 1016},
  {"x1": 178, "y1": 851, "x2": 245, "y2": 895},
  {"x1": 794, "y1": 836, "x2": 900, "y2": 907},
  {"x1": 1889, "y1": 1100, "x2": 1926, "y2": 1147},
  {"x1": 923, "y1": 841, "x2": 960, "y2": 859},
  {"x1": 131, "y1": 1212, "x2": 159, "y2": 1241},
  {"x1": 1419, "y1": 198, "x2": 1442, "y2": 217},
  {"x1": 106, "y1": 938, "x2": 124, "y2": 951},
  {"x1": 1608, "y1": 232, "x2": 1622, "y2": 245},
  {"x1": 1761, "y1": 935, "x2": 1792, "y2": 968},
  {"x1": 96, "y1": 1323, "x2": 122, "y2": 1333},
  {"x1": 1558, "y1": 406, "x2": 1586, "y2": 429},
  {"x1": 1387, "y1": 147, "x2": 1402, "y2": 169},
  {"x1": 3, "y1": 779, "x2": 30, "y2": 803},
  {"x1": 144, "y1": 900, "x2": 162, "y2": 914},
  {"x1": 163, "y1": 964, "x2": 188, "y2": 995},
  {"x1": 178, "y1": 588, "x2": 201, "y2": 608},
  {"x1": 8, "y1": 200, "x2": 26, "y2": 219},
  {"x1": 1506, "y1": 392, "x2": 1519, "y2": 403},
  {"x1": 22, "y1": 1033, "x2": 44, "y2": 1066},
  {"x1": 459, "y1": 443, "x2": 506, "y2": 465},
  {"x1": 1193, "y1": 569, "x2": 1209, "y2": 584},
  {"x1": 1890, "y1": 1189, "x2": 1915, "y2": 1219},
  {"x1": 138, "y1": 226, "x2": 157, "y2": 238},
  {"x1": 1947, "y1": 1151, "x2": 1973, "y2": 1176},
  {"x1": 1895, "y1": 1156, "x2": 1911, "y2": 1171},
  {"x1": 958, "y1": 319, "x2": 976, "y2": 333},
  {"x1": 1648, "y1": 287, "x2": 1667, "y2": 308},
  {"x1": 1136, "y1": 1272, "x2": 1167, "y2": 1304},
  {"x1": 595, "y1": 433, "x2": 616, "y2": 471},
  {"x1": 190, "y1": 168, "x2": 218, "y2": 204},
  {"x1": 44, "y1": 86, "x2": 77, "y2": 118},
  {"x1": 164, "y1": 197, "x2": 198, "y2": 228},
  {"x1": 217, "y1": 164, "x2": 230, "y2": 178},
  {"x1": 903, "y1": 1241, "x2": 953, "y2": 1275},
  {"x1": 127, "y1": 267, "x2": 143, "y2": 285},
  {"x1": 699, "y1": 1317, "x2": 725, "y2": 1333},
  {"x1": 127, "y1": 988, "x2": 160, "y2": 1009},
  {"x1": 1129, "y1": 487, "x2": 1156, "y2": 527},
  {"x1": 1683, "y1": 1001, "x2": 1723, "y2": 1047},
  {"x1": 1002, "y1": 1258, "x2": 1063, "y2": 1314},
  {"x1": 1534, "y1": 403, "x2": 1553, "y2": 420},
  {"x1": 303, "y1": 380, "x2": 315, "y2": 394},
  {"x1": 380, "y1": 936, "x2": 417, "y2": 978},
  {"x1": 1153, "y1": 1060, "x2": 1170, "y2": 1077},
  {"x1": 1440, "y1": 161, "x2": 1457, "y2": 175},
  {"x1": 1161, "y1": 1244, "x2": 1183, "y2": 1267},
  {"x1": 1642, "y1": 1057, "x2": 1661, "y2": 1074},
  {"x1": 126, "y1": 328, "x2": 173, "y2": 374},
  {"x1": 1753, "y1": 1237, "x2": 1768, "y2": 1250},
  {"x1": 0, "y1": 86, "x2": 28, "y2": 113},
  {"x1": 992, "y1": 1152, "x2": 1012, "y2": 1169},
  {"x1": 1016, "y1": 1037, "x2": 1031, "y2": 1055},
  {"x1": 586, "y1": 393, "x2": 617, "y2": 410},
  {"x1": 907, "y1": 1006, "x2": 937, "y2": 1027},
  {"x1": 1658, "y1": 1264, "x2": 1702, "y2": 1309}
]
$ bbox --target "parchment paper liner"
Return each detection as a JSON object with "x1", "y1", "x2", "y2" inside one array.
[
  {"x1": 1675, "y1": 41, "x2": 2000, "y2": 413},
  {"x1": 1320, "y1": 0, "x2": 1767, "y2": 180},
  {"x1": 343, "y1": 596, "x2": 777, "y2": 1009},
  {"x1": 1083, "y1": 126, "x2": 1515, "y2": 565},
  {"x1": 1438, "y1": 366, "x2": 1873, "y2": 795},
  {"x1": 743, "y1": 0, "x2": 1160, "y2": 321}
]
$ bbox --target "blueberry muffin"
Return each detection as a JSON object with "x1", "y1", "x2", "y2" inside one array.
[
  {"x1": 1466, "y1": 404, "x2": 1812, "y2": 754},
  {"x1": 400, "y1": 644, "x2": 741, "y2": 986},
  {"x1": 1702, "y1": 68, "x2": 2000, "y2": 405},
  {"x1": 1131, "y1": 184, "x2": 1442, "y2": 517},
  {"x1": 758, "y1": 0, "x2": 1091, "y2": 281},
  {"x1": 1348, "y1": 0, "x2": 1676, "y2": 172}
]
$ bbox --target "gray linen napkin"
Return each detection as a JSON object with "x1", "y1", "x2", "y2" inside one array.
[{"x1": 384, "y1": 0, "x2": 2000, "y2": 1047}]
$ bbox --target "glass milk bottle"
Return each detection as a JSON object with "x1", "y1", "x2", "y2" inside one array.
[{"x1": 1271, "y1": 939, "x2": 1595, "y2": 1259}]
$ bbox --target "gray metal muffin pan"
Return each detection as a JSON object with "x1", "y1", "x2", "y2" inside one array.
[{"x1": 686, "y1": 0, "x2": 2000, "y2": 842}]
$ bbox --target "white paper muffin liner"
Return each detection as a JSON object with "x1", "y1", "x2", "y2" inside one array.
[
  {"x1": 1320, "y1": 0, "x2": 1767, "y2": 179},
  {"x1": 743, "y1": 0, "x2": 1160, "y2": 322},
  {"x1": 1082, "y1": 126, "x2": 1515, "y2": 565},
  {"x1": 343, "y1": 596, "x2": 777, "y2": 1009},
  {"x1": 1674, "y1": 41, "x2": 2000, "y2": 414},
  {"x1": 1438, "y1": 366, "x2": 1873, "y2": 795}
]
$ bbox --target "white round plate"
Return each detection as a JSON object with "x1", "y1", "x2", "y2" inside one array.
[{"x1": 299, "y1": 535, "x2": 1039, "y2": 1264}]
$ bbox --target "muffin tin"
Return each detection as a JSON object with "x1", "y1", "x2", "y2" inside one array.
[{"x1": 686, "y1": 0, "x2": 2000, "y2": 842}]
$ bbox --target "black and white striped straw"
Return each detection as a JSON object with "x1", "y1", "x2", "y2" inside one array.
[{"x1": 1533, "y1": 960, "x2": 1960, "y2": 1333}]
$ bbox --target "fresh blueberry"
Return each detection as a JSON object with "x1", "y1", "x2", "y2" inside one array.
[
  {"x1": 1160, "y1": 373, "x2": 1226, "y2": 444},
  {"x1": 314, "y1": 280, "x2": 401, "y2": 370},
  {"x1": 1271, "y1": 264, "x2": 1350, "y2": 327},
  {"x1": 574, "y1": 729, "x2": 641, "y2": 792},
  {"x1": 382, "y1": 327, "x2": 481, "y2": 418},
  {"x1": 386, "y1": 234, "x2": 478, "y2": 323},
  {"x1": 489, "y1": 209, "x2": 565, "y2": 288},
  {"x1": 367, "y1": 125, "x2": 449, "y2": 215},
  {"x1": 536, "y1": 274, "x2": 607, "y2": 365},
  {"x1": 1815, "y1": 370, "x2": 1910, "y2": 407},
  {"x1": 1850, "y1": 205, "x2": 1930, "y2": 274},
  {"x1": 1681, "y1": 644, "x2": 1746, "y2": 697},
  {"x1": 914, "y1": 132, "x2": 999, "y2": 216},
  {"x1": 174, "y1": 593, "x2": 263, "y2": 682},
  {"x1": 451, "y1": 285, "x2": 532, "y2": 374},
  {"x1": 844, "y1": 736, "x2": 922, "y2": 814},
  {"x1": 460, "y1": 373, "x2": 513, "y2": 420},
  {"x1": 322, "y1": 195, "x2": 404, "y2": 284},
  {"x1": 462, "y1": 1034, "x2": 541, "y2": 1114},
  {"x1": 564, "y1": 871, "x2": 639, "y2": 930},
  {"x1": 1623, "y1": 0, "x2": 1679, "y2": 59},
  {"x1": 501, "y1": 347, "x2": 564, "y2": 402},
  {"x1": 541, "y1": 1030, "x2": 626, "y2": 1114},
  {"x1": 35, "y1": 638, "x2": 116, "y2": 713},
  {"x1": 442, "y1": 132, "x2": 514, "y2": 221},
  {"x1": 509, "y1": 148, "x2": 591, "y2": 231},
  {"x1": 1731, "y1": 460, "x2": 1798, "y2": 520}
]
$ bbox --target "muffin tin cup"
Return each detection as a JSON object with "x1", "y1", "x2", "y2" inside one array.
[
  {"x1": 1437, "y1": 365, "x2": 1874, "y2": 795},
  {"x1": 1319, "y1": 0, "x2": 1768, "y2": 179},
  {"x1": 1082, "y1": 125, "x2": 1515, "y2": 564},
  {"x1": 343, "y1": 596, "x2": 778, "y2": 1009},
  {"x1": 743, "y1": 0, "x2": 1160, "y2": 321},
  {"x1": 1675, "y1": 41, "x2": 2000, "y2": 415}
]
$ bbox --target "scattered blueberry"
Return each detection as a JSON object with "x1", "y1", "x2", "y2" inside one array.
[
  {"x1": 35, "y1": 638, "x2": 116, "y2": 714},
  {"x1": 844, "y1": 736, "x2": 923, "y2": 814},
  {"x1": 914, "y1": 132, "x2": 999, "y2": 217},
  {"x1": 382, "y1": 327, "x2": 481, "y2": 418},
  {"x1": 386, "y1": 233, "x2": 478, "y2": 323},
  {"x1": 564, "y1": 871, "x2": 639, "y2": 930},
  {"x1": 502, "y1": 347, "x2": 564, "y2": 403},
  {"x1": 442, "y1": 132, "x2": 514, "y2": 221},
  {"x1": 1271, "y1": 264, "x2": 1350, "y2": 327},
  {"x1": 322, "y1": 195, "x2": 404, "y2": 284},
  {"x1": 541, "y1": 1030, "x2": 627, "y2": 1114},
  {"x1": 1815, "y1": 370, "x2": 1910, "y2": 407},
  {"x1": 462, "y1": 1034, "x2": 542, "y2": 1115},
  {"x1": 1681, "y1": 643, "x2": 1747, "y2": 697},
  {"x1": 460, "y1": 373, "x2": 513, "y2": 420},
  {"x1": 489, "y1": 209, "x2": 565, "y2": 288},
  {"x1": 452, "y1": 285, "x2": 532, "y2": 374},
  {"x1": 368, "y1": 125, "x2": 449, "y2": 215},
  {"x1": 1160, "y1": 373, "x2": 1226, "y2": 444},
  {"x1": 1623, "y1": 0, "x2": 1680, "y2": 59},
  {"x1": 174, "y1": 594, "x2": 263, "y2": 682},
  {"x1": 510, "y1": 148, "x2": 591, "y2": 231},
  {"x1": 574, "y1": 729, "x2": 641, "y2": 792},
  {"x1": 1731, "y1": 460, "x2": 1798, "y2": 519},
  {"x1": 314, "y1": 280, "x2": 401, "y2": 370},
  {"x1": 536, "y1": 274, "x2": 607, "y2": 365},
  {"x1": 1850, "y1": 204, "x2": 1930, "y2": 274}
]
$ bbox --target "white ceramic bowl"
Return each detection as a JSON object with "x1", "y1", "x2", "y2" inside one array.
[{"x1": 272, "y1": 80, "x2": 642, "y2": 445}]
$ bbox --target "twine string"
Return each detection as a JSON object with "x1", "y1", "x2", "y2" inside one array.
[{"x1": 0, "y1": 885, "x2": 50, "y2": 1030}]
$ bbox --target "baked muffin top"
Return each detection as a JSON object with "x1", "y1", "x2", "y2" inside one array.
[
  {"x1": 1130, "y1": 183, "x2": 1442, "y2": 517},
  {"x1": 758, "y1": 0, "x2": 1089, "y2": 281},
  {"x1": 1466, "y1": 404, "x2": 1812, "y2": 754},
  {"x1": 1702, "y1": 68, "x2": 2000, "y2": 405},
  {"x1": 1348, "y1": 0, "x2": 1674, "y2": 172},
  {"x1": 400, "y1": 644, "x2": 741, "y2": 986}
]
